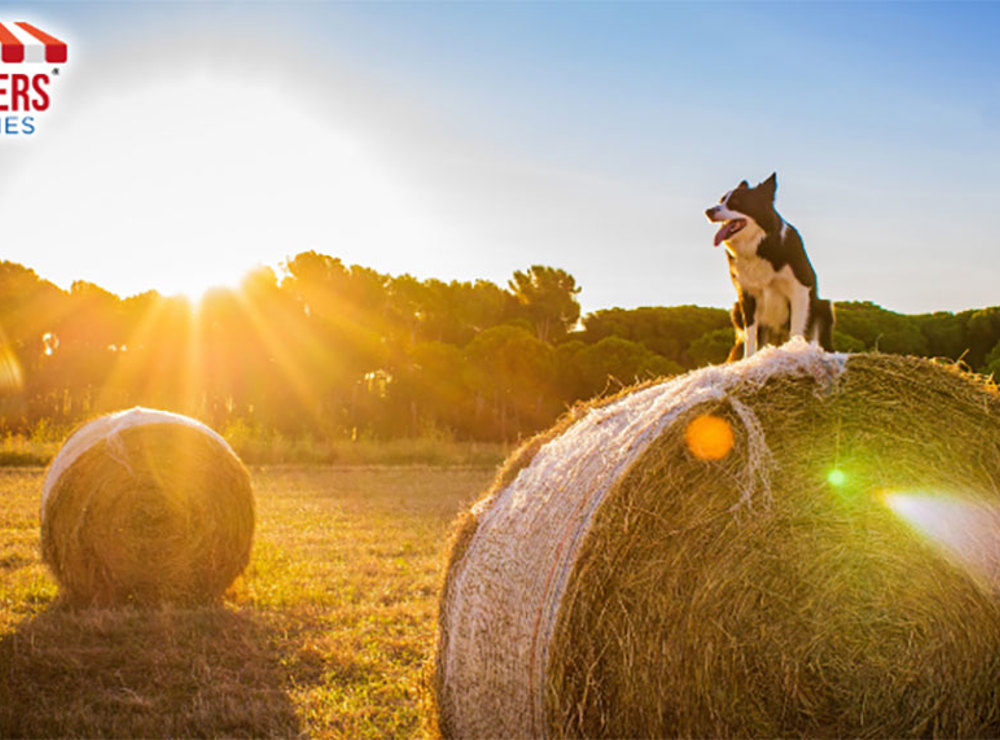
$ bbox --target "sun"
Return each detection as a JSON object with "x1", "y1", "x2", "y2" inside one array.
[
  {"x1": 162, "y1": 266, "x2": 254, "y2": 306},
  {"x1": 0, "y1": 59, "x2": 434, "y2": 303}
]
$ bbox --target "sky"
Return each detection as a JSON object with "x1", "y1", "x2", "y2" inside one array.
[{"x1": 0, "y1": 1, "x2": 998, "y2": 315}]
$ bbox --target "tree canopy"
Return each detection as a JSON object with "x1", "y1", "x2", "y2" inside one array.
[{"x1": 0, "y1": 255, "x2": 996, "y2": 443}]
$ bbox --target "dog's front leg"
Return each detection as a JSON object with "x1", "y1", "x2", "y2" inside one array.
[
  {"x1": 788, "y1": 285, "x2": 811, "y2": 340},
  {"x1": 739, "y1": 293, "x2": 759, "y2": 358},
  {"x1": 743, "y1": 321, "x2": 758, "y2": 357}
]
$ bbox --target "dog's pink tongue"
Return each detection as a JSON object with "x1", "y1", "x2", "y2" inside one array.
[{"x1": 713, "y1": 220, "x2": 745, "y2": 247}]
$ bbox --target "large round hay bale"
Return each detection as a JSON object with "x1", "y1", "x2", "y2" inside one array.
[
  {"x1": 42, "y1": 408, "x2": 254, "y2": 607},
  {"x1": 436, "y1": 340, "x2": 1000, "y2": 738}
]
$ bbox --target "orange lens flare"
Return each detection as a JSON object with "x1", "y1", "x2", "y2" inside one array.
[{"x1": 684, "y1": 414, "x2": 734, "y2": 461}]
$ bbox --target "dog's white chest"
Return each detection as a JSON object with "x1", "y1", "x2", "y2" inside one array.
[{"x1": 731, "y1": 253, "x2": 776, "y2": 290}]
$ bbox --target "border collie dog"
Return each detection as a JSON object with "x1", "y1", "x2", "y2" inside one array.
[{"x1": 705, "y1": 173, "x2": 833, "y2": 360}]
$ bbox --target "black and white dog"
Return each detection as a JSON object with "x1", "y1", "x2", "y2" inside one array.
[{"x1": 705, "y1": 173, "x2": 833, "y2": 360}]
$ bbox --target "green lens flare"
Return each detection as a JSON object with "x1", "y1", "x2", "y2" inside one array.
[{"x1": 827, "y1": 468, "x2": 847, "y2": 487}]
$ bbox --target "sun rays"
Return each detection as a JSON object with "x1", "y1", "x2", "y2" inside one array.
[
  {"x1": 0, "y1": 324, "x2": 23, "y2": 393},
  {"x1": 84, "y1": 267, "x2": 364, "y2": 434}
]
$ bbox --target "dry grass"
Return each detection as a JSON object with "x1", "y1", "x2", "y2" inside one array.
[{"x1": 0, "y1": 464, "x2": 493, "y2": 737}]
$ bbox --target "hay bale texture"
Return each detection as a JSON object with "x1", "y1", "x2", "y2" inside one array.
[
  {"x1": 436, "y1": 340, "x2": 1000, "y2": 738},
  {"x1": 42, "y1": 408, "x2": 254, "y2": 606}
]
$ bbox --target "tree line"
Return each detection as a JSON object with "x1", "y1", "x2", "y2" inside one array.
[{"x1": 1, "y1": 253, "x2": 999, "y2": 442}]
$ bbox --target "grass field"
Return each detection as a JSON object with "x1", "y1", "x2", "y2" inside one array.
[{"x1": 0, "y1": 465, "x2": 495, "y2": 737}]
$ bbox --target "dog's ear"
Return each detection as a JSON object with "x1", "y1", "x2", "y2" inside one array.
[{"x1": 760, "y1": 172, "x2": 777, "y2": 200}]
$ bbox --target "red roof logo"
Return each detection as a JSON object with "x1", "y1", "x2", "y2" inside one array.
[{"x1": 0, "y1": 22, "x2": 67, "y2": 64}]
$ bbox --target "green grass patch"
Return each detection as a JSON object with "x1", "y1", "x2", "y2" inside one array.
[
  {"x1": 0, "y1": 430, "x2": 62, "y2": 468},
  {"x1": 0, "y1": 425, "x2": 507, "y2": 468},
  {"x1": 0, "y1": 465, "x2": 495, "y2": 737}
]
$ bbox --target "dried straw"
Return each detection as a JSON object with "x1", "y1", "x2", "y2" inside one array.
[
  {"x1": 436, "y1": 341, "x2": 1000, "y2": 738},
  {"x1": 41, "y1": 408, "x2": 254, "y2": 607}
]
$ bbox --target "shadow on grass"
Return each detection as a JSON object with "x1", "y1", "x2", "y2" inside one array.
[{"x1": 0, "y1": 604, "x2": 303, "y2": 737}]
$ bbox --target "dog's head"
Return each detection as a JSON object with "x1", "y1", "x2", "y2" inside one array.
[{"x1": 705, "y1": 173, "x2": 778, "y2": 249}]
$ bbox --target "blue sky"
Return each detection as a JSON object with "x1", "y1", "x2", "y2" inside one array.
[{"x1": 1, "y1": 1, "x2": 997, "y2": 314}]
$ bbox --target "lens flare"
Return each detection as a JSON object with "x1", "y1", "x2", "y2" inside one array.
[
  {"x1": 883, "y1": 491, "x2": 1000, "y2": 589},
  {"x1": 826, "y1": 468, "x2": 847, "y2": 487},
  {"x1": 0, "y1": 347, "x2": 22, "y2": 391},
  {"x1": 42, "y1": 332, "x2": 59, "y2": 356},
  {"x1": 684, "y1": 414, "x2": 733, "y2": 461},
  {"x1": 0, "y1": 326, "x2": 23, "y2": 391}
]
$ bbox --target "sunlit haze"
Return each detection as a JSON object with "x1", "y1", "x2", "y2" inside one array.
[{"x1": 0, "y1": 53, "x2": 444, "y2": 302}]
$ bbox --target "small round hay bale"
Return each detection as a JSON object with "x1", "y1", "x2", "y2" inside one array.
[
  {"x1": 42, "y1": 407, "x2": 254, "y2": 607},
  {"x1": 436, "y1": 340, "x2": 1000, "y2": 738}
]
